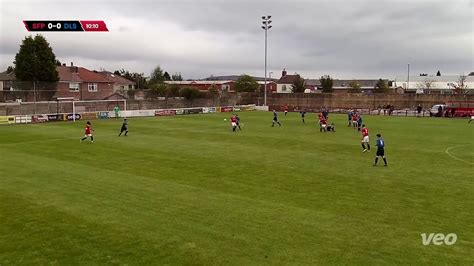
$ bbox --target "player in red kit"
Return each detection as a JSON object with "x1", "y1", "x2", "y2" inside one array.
[
  {"x1": 230, "y1": 115, "x2": 238, "y2": 132},
  {"x1": 80, "y1": 121, "x2": 94, "y2": 143},
  {"x1": 361, "y1": 124, "x2": 370, "y2": 152},
  {"x1": 319, "y1": 115, "x2": 328, "y2": 132},
  {"x1": 284, "y1": 105, "x2": 289, "y2": 116},
  {"x1": 352, "y1": 112, "x2": 359, "y2": 128}
]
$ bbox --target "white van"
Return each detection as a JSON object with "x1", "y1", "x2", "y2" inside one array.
[{"x1": 430, "y1": 104, "x2": 445, "y2": 117}]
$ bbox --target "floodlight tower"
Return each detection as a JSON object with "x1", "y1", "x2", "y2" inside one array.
[{"x1": 261, "y1": 15, "x2": 272, "y2": 106}]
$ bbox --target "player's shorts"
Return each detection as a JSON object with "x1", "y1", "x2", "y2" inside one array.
[
  {"x1": 121, "y1": 127, "x2": 128, "y2": 131},
  {"x1": 84, "y1": 134, "x2": 92, "y2": 137},
  {"x1": 376, "y1": 148, "x2": 385, "y2": 156},
  {"x1": 321, "y1": 124, "x2": 327, "y2": 128},
  {"x1": 362, "y1": 136, "x2": 370, "y2": 143},
  {"x1": 231, "y1": 122, "x2": 237, "y2": 127}
]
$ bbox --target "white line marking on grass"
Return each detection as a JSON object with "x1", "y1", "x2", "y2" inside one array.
[
  {"x1": 445, "y1": 145, "x2": 474, "y2": 165},
  {"x1": 0, "y1": 134, "x2": 118, "y2": 146}
]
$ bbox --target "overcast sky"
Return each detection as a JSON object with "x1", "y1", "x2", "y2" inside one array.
[{"x1": 0, "y1": 0, "x2": 472, "y2": 80}]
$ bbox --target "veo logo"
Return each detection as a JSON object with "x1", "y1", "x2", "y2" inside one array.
[{"x1": 421, "y1": 233, "x2": 457, "y2": 246}]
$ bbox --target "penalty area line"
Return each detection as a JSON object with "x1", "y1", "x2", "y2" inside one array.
[{"x1": 445, "y1": 145, "x2": 474, "y2": 165}]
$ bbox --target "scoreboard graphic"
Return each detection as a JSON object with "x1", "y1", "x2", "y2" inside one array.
[{"x1": 23, "y1": 20, "x2": 108, "y2": 32}]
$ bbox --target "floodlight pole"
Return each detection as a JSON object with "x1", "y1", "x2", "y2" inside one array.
[
  {"x1": 407, "y1": 63, "x2": 410, "y2": 91},
  {"x1": 261, "y1": 15, "x2": 272, "y2": 107}
]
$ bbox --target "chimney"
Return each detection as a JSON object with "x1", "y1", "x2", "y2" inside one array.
[
  {"x1": 62, "y1": 63, "x2": 66, "y2": 66},
  {"x1": 70, "y1": 62, "x2": 74, "y2": 67},
  {"x1": 282, "y1": 68, "x2": 287, "y2": 78}
]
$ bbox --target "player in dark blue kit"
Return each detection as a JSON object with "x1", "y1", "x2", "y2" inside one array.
[
  {"x1": 271, "y1": 110, "x2": 282, "y2": 127},
  {"x1": 300, "y1": 111, "x2": 306, "y2": 123},
  {"x1": 235, "y1": 114, "x2": 242, "y2": 130},
  {"x1": 118, "y1": 118, "x2": 128, "y2": 136},
  {"x1": 374, "y1": 134, "x2": 388, "y2": 166}
]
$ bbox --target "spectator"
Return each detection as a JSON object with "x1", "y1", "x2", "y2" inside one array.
[{"x1": 416, "y1": 104, "x2": 422, "y2": 117}]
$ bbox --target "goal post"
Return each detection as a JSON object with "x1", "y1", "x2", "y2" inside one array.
[{"x1": 58, "y1": 99, "x2": 127, "y2": 122}]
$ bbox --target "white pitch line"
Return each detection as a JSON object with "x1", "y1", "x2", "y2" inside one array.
[
  {"x1": 445, "y1": 145, "x2": 474, "y2": 165},
  {"x1": 0, "y1": 134, "x2": 118, "y2": 146}
]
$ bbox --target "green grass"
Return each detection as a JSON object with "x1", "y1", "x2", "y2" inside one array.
[{"x1": 0, "y1": 112, "x2": 473, "y2": 265}]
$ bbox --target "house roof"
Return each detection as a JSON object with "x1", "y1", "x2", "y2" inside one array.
[
  {"x1": 103, "y1": 92, "x2": 128, "y2": 100},
  {"x1": 57, "y1": 66, "x2": 110, "y2": 83},
  {"x1": 204, "y1": 75, "x2": 277, "y2": 82},
  {"x1": 277, "y1": 75, "x2": 300, "y2": 84},
  {"x1": 0, "y1": 71, "x2": 16, "y2": 81},
  {"x1": 395, "y1": 75, "x2": 474, "y2": 82},
  {"x1": 165, "y1": 80, "x2": 234, "y2": 85},
  {"x1": 257, "y1": 81, "x2": 277, "y2": 85},
  {"x1": 305, "y1": 79, "x2": 321, "y2": 86},
  {"x1": 97, "y1": 71, "x2": 136, "y2": 85}
]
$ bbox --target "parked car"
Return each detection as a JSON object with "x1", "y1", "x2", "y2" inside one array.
[{"x1": 429, "y1": 104, "x2": 445, "y2": 117}]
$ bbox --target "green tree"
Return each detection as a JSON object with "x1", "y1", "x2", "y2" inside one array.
[
  {"x1": 167, "y1": 84, "x2": 181, "y2": 97},
  {"x1": 14, "y1": 35, "x2": 59, "y2": 82},
  {"x1": 348, "y1": 80, "x2": 361, "y2": 93},
  {"x1": 163, "y1": 71, "x2": 171, "y2": 81},
  {"x1": 374, "y1": 79, "x2": 389, "y2": 93},
  {"x1": 180, "y1": 87, "x2": 201, "y2": 100},
  {"x1": 319, "y1": 75, "x2": 333, "y2": 92},
  {"x1": 172, "y1": 73, "x2": 183, "y2": 81},
  {"x1": 14, "y1": 35, "x2": 59, "y2": 100},
  {"x1": 149, "y1": 66, "x2": 165, "y2": 85},
  {"x1": 291, "y1": 75, "x2": 306, "y2": 93},
  {"x1": 114, "y1": 69, "x2": 148, "y2": 90},
  {"x1": 235, "y1": 74, "x2": 259, "y2": 92},
  {"x1": 208, "y1": 84, "x2": 219, "y2": 98},
  {"x1": 145, "y1": 83, "x2": 167, "y2": 99},
  {"x1": 6, "y1": 66, "x2": 14, "y2": 74}
]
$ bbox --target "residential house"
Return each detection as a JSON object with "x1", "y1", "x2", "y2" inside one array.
[
  {"x1": 276, "y1": 69, "x2": 301, "y2": 93},
  {"x1": 0, "y1": 71, "x2": 16, "y2": 91},
  {"x1": 97, "y1": 71, "x2": 136, "y2": 96},
  {"x1": 257, "y1": 81, "x2": 277, "y2": 93},
  {"x1": 55, "y1": 63, "x2": 113, "y2": 100}
]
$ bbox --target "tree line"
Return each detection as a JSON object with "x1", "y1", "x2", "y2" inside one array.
[{"x1": 9, "y1": 34, "x2": 468, "y2": 100}]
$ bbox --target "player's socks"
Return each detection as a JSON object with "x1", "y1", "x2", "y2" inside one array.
[
  {"x1": 383, "y1": 158, "x2": 387, "y2": 166},
  {"x1": 90, "y1": 136, "x2": 94, "y2": 142},
  {"x1": 81, "y1": 137, "x2": 87, "y2": 141},
  {"x1": 361, "y1": 143, "x2": 366, "y2": 150},
  {"x1": 374, "y1": 157, "x2": 378, "y2": 165},
  {"x1": 367, "y1": 144, "x2": 371, "y2": 150}
]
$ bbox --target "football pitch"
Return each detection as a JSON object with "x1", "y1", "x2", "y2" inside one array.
[{"x1": 0, "y1": 112, "x2": 472, "y2": 264}]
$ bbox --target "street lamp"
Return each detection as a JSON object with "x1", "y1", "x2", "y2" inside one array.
[{"x1": 261, "y1": 15, "x2": 272, "y2": 106}]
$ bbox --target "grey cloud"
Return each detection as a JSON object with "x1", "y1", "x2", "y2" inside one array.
[{"x1": 0, "y1": 0, "x2": 472, "y2": 79}]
